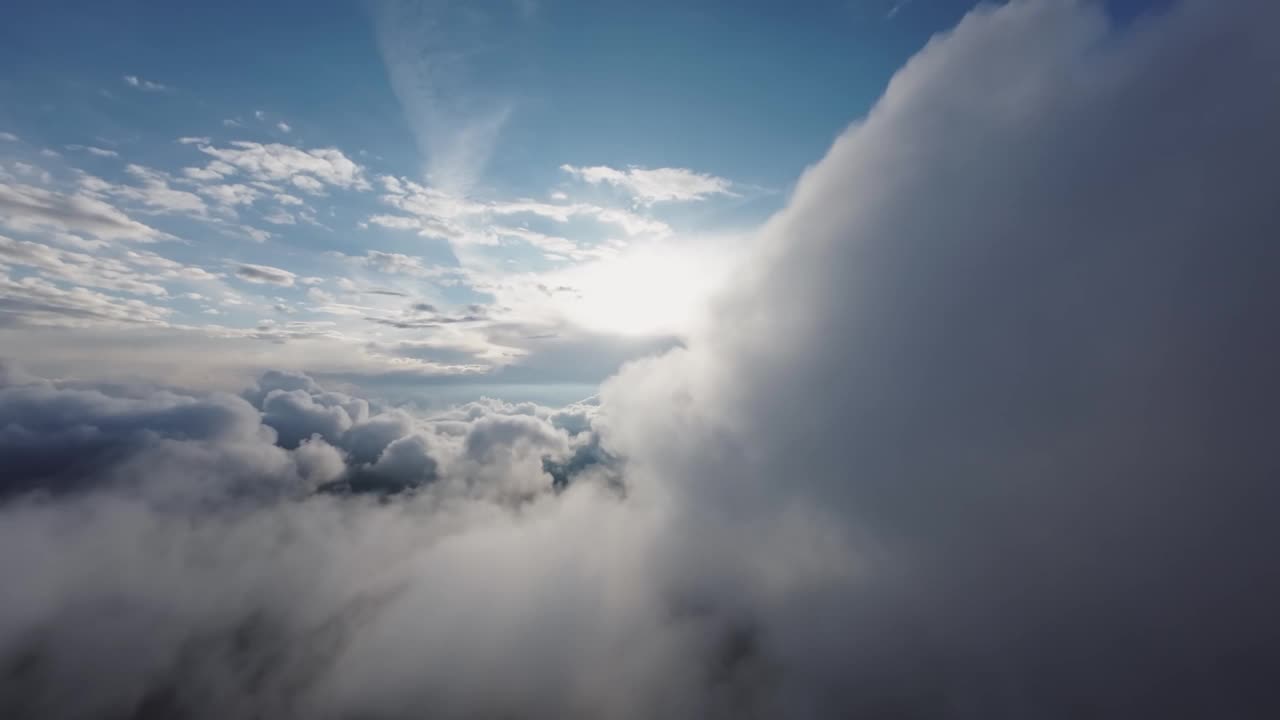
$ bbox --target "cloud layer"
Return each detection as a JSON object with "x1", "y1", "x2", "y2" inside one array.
[
  {"x1": 3, "y1": 2, "x2": 1280, "y2": 718},
  {"x1": 560, "y1": 164, "x2": 735, "y2": 205}
]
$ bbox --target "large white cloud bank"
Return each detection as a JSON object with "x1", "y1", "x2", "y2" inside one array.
[{"x1": 3, "y1": 1, "x2": 1280, "y2": 718}]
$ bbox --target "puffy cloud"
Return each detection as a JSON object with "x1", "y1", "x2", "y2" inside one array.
[
  {"x1": 260, "y1": 389, "x2": 356, "y2": 448},
  {"x1": 182, "y1": 160, "x2": 236, "y2": 182},
  {"x1": 0, "y1": 365, "x2": 632, "y2": 717},
  {"x1": 0, "y1": 370, "x2": 274, "y2": 497},
  {"x1": 290, "y1": 174, "x2": 325, "y2": 195},
  {"x1": 561, "y1": 164, "x2": 735, "y2": 204},
  {"x1": 3, "y1": 3, "x2": 1280, "y2": 719},
  {"x1": 340, "y1": 409, "x2": 414, "y2": 464},
  {"x1": 597, "y1": 1, "x2": 1280, "y2": 715},
  {"x1": 81, "y1": 165, "x2": 209, "y2": 217},
  {"x1": 195, "y1": 141, "x2": 371, "y2": 192},
  {"x1": 293, "y1": 435, "x2": 348, "y2": 486},
  {"x1": 362, "y1": 433, "x2": 439, "y2": 490},
  {"x1": 196, "y1": 182, "x2": 261, "y2": 209}
]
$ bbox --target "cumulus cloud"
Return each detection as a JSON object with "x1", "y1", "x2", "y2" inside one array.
[
  {"x1": 560, "y1": 164, "x2": 735, "y2": 204},
  {"x1": 3, "y1": 2, "x2": 1280, "y2": 719},
  {"x1": 0, "y1": 358, "x2": 635, "y2": 718},
  {"x1": 81, "y1": 164, "x2": 209, "y2": 217},
  {"x1": 597, "y1": 1, "x2": 1280, "y2": 715},
  {"x1": 196, "y1": 182, "x2": 260, "y2": 209},
  {"x1": 192, "y1": 141, "x2": 370, "y2": 192}
]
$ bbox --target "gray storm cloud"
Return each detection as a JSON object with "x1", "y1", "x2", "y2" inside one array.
[{"x1": 3, "y1": 1, "x2": 1280, "y2": 718}]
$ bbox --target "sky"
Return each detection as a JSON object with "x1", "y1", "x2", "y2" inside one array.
[
  {"x1": 0, "y1": 0, "x2": 999, "y2": 405},
  {"x1": 5, "y1": 1, "x2": 1280, "y2": 719}
]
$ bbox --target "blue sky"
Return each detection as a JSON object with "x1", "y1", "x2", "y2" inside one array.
[{"x1": 0, "y1": 0, "x2": 1163, "y2": 404}]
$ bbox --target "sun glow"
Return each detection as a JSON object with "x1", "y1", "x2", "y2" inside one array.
[{"x1": 554, "y1": 240, "x2": 732, "y2": 337}]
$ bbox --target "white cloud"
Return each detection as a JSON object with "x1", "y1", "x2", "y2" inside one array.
[
  {"x1": 290, "y1": 174, "x2": 325, "y2": 195},
  {"x1": 561, "y1": 164, "x2": 734, "y2": 204},
  {"x1": 0, "y1": 235, "x2": 167, "y2": 296},
  {"x1": 277, "y1": 121, "x2": 292, "y2": 133},
  {"x1": 887, "y1": 0, "x2": 912, "y2": 19},
  {"x1": 0, "y1": 272, "x2": 171, "y2": 327},
  {"x1": 7, "y1": 161, "x2": 52, "y2": 184},
  {"x1": 372, "y1": 1, "x2": 518, "y2": 193},
  {"x1": 493, "y1": 226, "x2": 579, "y2": 256},
  {"x1": 4, "y1": 7, "x2": 1278, "y2": 719},
  {"x1": 195, "y1": 141, "x2": 371, "y2": 192},
  {"x1": 372, "y1": 177, "x2": 671, "y2": 245},
  {"x1": 262, "y1": 208, "x2": 296, "y2": 225},
  {"x1": 238, "y1": 225, "x2": 272, "y2": 243},
  {"x1": 0, "y1": 181, "x2": 171, "y2": 243},
  {"x1": 0, "y1": 132, "x2": 18, "y2": 142},
  {"x1": 66, "y1": 145, "x2": 120, "y2": 158},
  {"x1": 360, "y1": 249, "x2": 445, "y2": 277},
  {"x1": 182, "y1": 160, "x2": 236, "y2": 181},
  {"x1": 123, "y1": 75, "x2": 168, "y2": 91},
  {"x1": 599, "y1": 1, "x2": 1280, "y2": 714},
  {"x1": 196, "y1": 182, "x2": 260, "y2": 208},
  {"x1": 107, "y1": 164, "x2": 209, "y2": 216}
]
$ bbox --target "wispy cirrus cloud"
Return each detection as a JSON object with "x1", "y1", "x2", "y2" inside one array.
[
  {"x1": 235, "y1": 262, "x2": 296, "y2": 286},
  {"x1": 560, "y1": 164, "x2": 736, "y2": 205},
  {"x1": 0, "y1": 181, "x2": 171, "y2": 244},
  {"x1": 372, "y1": 0, "x2": 525, "y2": 194},
  {"x1": 66, "y1": 144, "x2": 119, "y2": 158}
]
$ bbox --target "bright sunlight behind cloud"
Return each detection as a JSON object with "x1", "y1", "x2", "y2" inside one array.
[{"x1": 2, "y1": 1, "x2": 1279, "y2": 718}]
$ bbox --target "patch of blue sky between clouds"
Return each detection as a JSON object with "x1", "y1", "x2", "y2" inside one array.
[{"x1": 0, "y1": 0, "x2": 1169, "y2": 399}]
